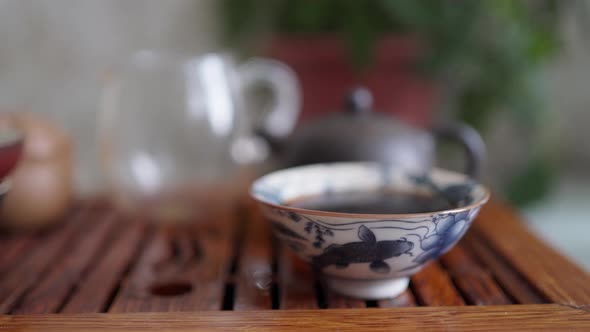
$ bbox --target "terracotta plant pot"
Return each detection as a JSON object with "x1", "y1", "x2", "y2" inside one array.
[{"x1": 266, "y1": 36, "x2": 437, "y2": 127}]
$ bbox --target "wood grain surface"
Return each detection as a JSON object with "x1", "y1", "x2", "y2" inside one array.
[
  {"x1": 461, "y1": 230, "x2": 546, "y2": 304},
  {"x1": 1, "y1": 304, "x2": 588, "y2": 331},
  {"x1": 233, "y1": 204, "x2": 274, "y2": 311},
  {"x1": 473, "y1": 201, "x2": 590, "y2": 305},
  {"x1": 278, "y1": 249, "x2": 319, "y2": 309},
  {"x1": 0, "y1": 206, "x2": 88, "y2": 313},
  {"x1": 11, "y1": 211, "x2": 118, "y2": 314},
  {"x1": 61, "y1": 222, "x2": 146, "y2": 313},
  {"x1": 1, "y1": 198, "x2": 590, "y2": 330},
  {"x1": 0, "y1": 233, "x2": 36, "y2": 274},
  {"x1": 440, "y1": 244, "x2": 511, "y2": 305},
  {"x1": 109, "y1": 209, "x2": 235, "y2": 312},
  {"x1": 377, "y1": 289, "x2": 416, "y2": 308},
  {"x1": 410, "y1": 261, "x2": 465, "y2": 306}
]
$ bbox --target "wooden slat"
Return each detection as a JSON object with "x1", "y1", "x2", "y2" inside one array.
[
  {"x1": 0, "y1": 234, "x2": 36, "y2": 274},
  {"x1": 0, "y1": 206, "x2": 87, "y2": 313},
  {"x1": 324, "y1": 289, "x2": 367, "y2": 308},
  {"x1": 11, "y1": 211, "x2": 118, "y2": 314},
  {"x1": 377, "y1": 289, "x2": 416, "y2": 308},
  {"x1": 109, "y1": 209, "x2": 235, "y2": 312},
  {"x1": 410, "y1": 261, "x2": 465, "y2": 306},
  {"x1": 278, "y1": 248, "x2": 318, "y2": 309},
  {"x1": 461, "y1": 230, "x2": 546, "y2": 304},
  {"x1": 233, "y1": 206, "x2": 274, "y2": 311},
  {"x1": 440, "y1": 244, "x2": 511, "y2": 305},
  {"x1": 1, "y1": 197, "x2": 589, "y2": 324},
  {"x1": 474, "y1": 200, "x2": 590, "y2": 305},
  {"x1": 2, "y1": 304, "x2": 589, "y2": 331},
  {"x1": 107, "y1": 228, "x2": 163, "y2": 312},
  {"x1": 61, "y1": 222, "x2": 146, "y2": 313}
]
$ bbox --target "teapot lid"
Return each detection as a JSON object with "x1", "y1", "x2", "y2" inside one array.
[{"x1": 344, "y1": 87, "x2": 373, "y2": 115}]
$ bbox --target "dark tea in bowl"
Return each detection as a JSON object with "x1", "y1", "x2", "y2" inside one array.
[
  {"x1": 250, "y1": 162, "x2": 490, "y2": 300},
  {"x1": 289, "y1": 191, "x2": 456, "y2": 214}
]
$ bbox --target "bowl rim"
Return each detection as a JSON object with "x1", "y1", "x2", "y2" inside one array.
[{"x1": 250, "y1": 162, "x2": 490, "y2": 219}]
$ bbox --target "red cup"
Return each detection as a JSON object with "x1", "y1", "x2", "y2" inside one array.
[{"x1": 0, "y1": 127, "x2": 24, "y2": 182}]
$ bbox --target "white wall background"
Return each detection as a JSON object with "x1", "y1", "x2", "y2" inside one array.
[{"x1": 0, "y1": 0, "x2": 219, "y2": 194}]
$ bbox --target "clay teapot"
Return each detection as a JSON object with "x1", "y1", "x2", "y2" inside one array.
[{"x1": 260, "y1": 87, "x2": 486, "y2": 178}]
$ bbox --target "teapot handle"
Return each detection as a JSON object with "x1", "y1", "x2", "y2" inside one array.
[
  {"x1": 434, "y1": 123, "x2": 486, "y2": 178},
  {"x1": 238, "y1": 58, "x2": 301, "y2": 141}
]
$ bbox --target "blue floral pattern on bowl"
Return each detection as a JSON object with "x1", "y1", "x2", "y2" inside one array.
[{"x1": 251, "y1": 162, "x2": 489, "y2": 297}]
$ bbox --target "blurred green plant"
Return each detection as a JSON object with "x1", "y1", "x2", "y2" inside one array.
[{"x1": 220, "y1": 0, "x2": 577, "y2": 206}]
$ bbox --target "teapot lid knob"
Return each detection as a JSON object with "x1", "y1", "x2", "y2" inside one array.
[{"x1": 344, "y1": 87, "x2": 373, "y2": 115}]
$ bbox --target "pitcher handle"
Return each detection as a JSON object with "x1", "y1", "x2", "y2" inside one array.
[{"x1": 238, "y1": 58, "x2": 301, "y2": 140}]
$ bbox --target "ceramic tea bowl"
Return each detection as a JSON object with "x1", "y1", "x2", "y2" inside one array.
[{"x1": 250, "y1": 162, "x2": 490, "y2": 300}]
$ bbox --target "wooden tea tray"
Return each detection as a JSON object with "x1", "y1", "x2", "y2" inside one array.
[{"x1": 0, "y1": 198, "x2": 589, "y2": 331}]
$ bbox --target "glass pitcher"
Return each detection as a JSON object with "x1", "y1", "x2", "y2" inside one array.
[{"x1": 98, "y1": 50, "x2": 300, "y2": 223}]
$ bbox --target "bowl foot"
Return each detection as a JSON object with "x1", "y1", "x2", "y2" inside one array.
[{"x1": 324, "y1": 276, "x2": 409, "y2": 300}]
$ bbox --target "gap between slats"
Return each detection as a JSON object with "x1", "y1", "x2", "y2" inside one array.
[
  {"x1": 472, "y1": 201, "x2": 590, "y2": 305},
  {"x1": 61, "y1": 220, "x2": 150, "y2": 313},
  {"x1": 0, "y1": 204, "x2": 89, "y2": 314},
  {"x1": 10, "y1": 208, "x2": 121, "y2": 314},
  {"x1": 108, "y1": 207, "x2": 236, "y2": 312},
  {"x1": 439, "y1": 244, "x2": 512, "y2": 305},
  {"x1": 461, "y1": 228, "x2": 548, "y2": 304}
]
